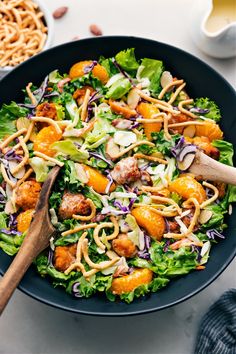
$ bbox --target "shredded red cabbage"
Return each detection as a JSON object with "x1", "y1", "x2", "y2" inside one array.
[
  {"x1": 0, "y1": 193, "x2": 5, "y2": 204},
  {"x1": 8, "y1": 213, "x2": 18, "y2": 229},
  {"x1": 191, "y1": 245, "x2": 202, "y2": 262},
  {"x1": 18, "y1": 75, "x2": 48, "y2": 109},
  {"x1": 43, "y1": 91, "x2": 60, "y2": 98},
  {"x1": 4, "y1": 150, "x2": 22, "y2": 162},
  {"x1": 190, "y1": 107, "x2": 210, "y2": 114},
  {"x1": 47, "y1": 249, "x2": 54, "y2": 267},
  {"x1": 83, "y1": 61, "x2": 98, "y2": 74},
  {"x1": 138, "y1": 233, "x2": 151, "y2": 259},
  {"x1": 112, "y1": 58, "x2": 134, "y2": 84},
  {"x1": 137, "y1": 249, "x2": 150, "y2": 259},
  {"x1": 72, "y1": 282, "x2": 82, "y2": 297},
  {"x1": 163, "y1": 239, "x2": 171, "y2": 252},
  {"x1": 113, "y1": 200, "x2": 129, "y2": 212},
  {"x1": 171, "y1": 137, "x2": 185, "y2": 158},
  {"x1": 88, "y1": 150, "x2": 113, "y2": 167},
  {"x1": 0, "y1": 228, "x2": 21, "y2": 236},
  {"x1": 206, "y1": 229, "x2": 225, "y2": 240},
  {"x1": 105, "y1": 171, "x2": 114, "y2": 194}
]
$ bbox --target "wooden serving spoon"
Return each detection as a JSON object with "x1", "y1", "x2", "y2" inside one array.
[
  {"x1": 189, "y1": 150, "x2": 236, "y2": 185},
  {"x1": 0, "y1": 166, "x2": 61, "y2": 315}
]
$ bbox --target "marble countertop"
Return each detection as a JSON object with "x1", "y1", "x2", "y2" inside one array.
[{"x1": 1, "y1": 1, "x2": 236, "y2": 353}]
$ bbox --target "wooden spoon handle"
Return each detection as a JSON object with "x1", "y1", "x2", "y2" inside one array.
[
  {"x1": 0, "y1": 239, "x2": 36, "y2": 315},
  {"x1": 190, "y1": 151, "x2": 236, "y2": 185}
]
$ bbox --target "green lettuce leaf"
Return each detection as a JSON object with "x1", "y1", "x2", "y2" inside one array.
[
  {"x1": 139, "y1": 58, "x2": 163, "y2": 94},
  {"x1": 228, "y1": 185, "x2": 236, "y2": 203},
  {"x1": 212, "y1": 140, "x2": 236, "y2": 204},
  {"x1": 200, "y1": 204, "x2": 226, "y2": 230},
  {"x1": 29, "y1": 157, "x2": 49, "y2": 182},
  {"x1": 0, "y1": 213, "x2": 25, "y2": 255},
  {"x1": 84, "y1": 117, "x2": 115, "y2": 149},
  {"x1": 0, "y1": 102, "x2": 29, "y2": 140},
  {"x1": 48, "y1": 69, "x2": 64, "y2": 84},
  {"x1": 51, "y1": 140, "x2": 89, "y2": 162},
  {"x1": 194, "y1": 97, "x2": 221, "y2": 122},
  {"x1": 99, "y1": 56, "x2": 118, "y2": 77},
  {"x1": 106, "y1": 78, "x2": 131, "y2": 99},
  {"x1": 115, "y1": 48, "x2": 139, "y2": 72},
  {"x1": 152, "y1": 131, "x2": 181, "y2": 156},
  {"x1": 212, "y1": 140, "x2": 233, "y2": 166},
  {"x1": 115, "y1": 276, "x2": 169, "y2": 304},
  {"x1": 83, "y1": 186, "x2": 103, "y2": 209},
  {"x1": 150, "y1": 242, "x2": 198, "y2": 276}
]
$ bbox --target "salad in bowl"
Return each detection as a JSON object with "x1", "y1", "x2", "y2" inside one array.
[{"x1": 0, "y1": 48, "x2": 235, "y2": 303}]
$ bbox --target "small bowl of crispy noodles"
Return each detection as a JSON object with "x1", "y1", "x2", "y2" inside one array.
[{"x1": 0, "y1": 0, "x2": 54, "y2": 78}]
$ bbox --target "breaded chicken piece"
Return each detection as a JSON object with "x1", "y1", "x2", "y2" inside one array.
[
  {"x1": 35, "y1": 102, "x2": 58, "y2": 120},
  {"x1": 112, "y1": 234, "x2": 137, "y2": 258},
  {"x1": 16, "y1": 180, "x2": 41, "y2": 210},
  {"x1": 54, "y1": 244, "x2": 77, "y2": 272},
  {"x1": 111, "y1": 157, "x2": 141, "y2": 185},
  {"x1": 58, "y1": 191, "x2": 91, "y2": 220}
]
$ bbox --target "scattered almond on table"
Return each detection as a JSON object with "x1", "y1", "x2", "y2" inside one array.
[
  {"x1": 53, "y1": 6, "x2": 68, "y2": 19},
  {"x1": 89, "y1": 24, "x2": 103, "y2": 36}
]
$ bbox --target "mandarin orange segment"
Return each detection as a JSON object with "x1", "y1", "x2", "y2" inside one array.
[
  {"x1": 69, "y1": 60, "x2": 109, "y2": 84},
  {"x1": 92, "y1": 64, "x2": 109, "y2": 84},
  {"x1": 17, "y1": 209, "x2": 34, "y2": 233},
  {"x1": 131, "y1": 206, "x2": 165, "y2": 241},
  {"x1": 169, "y1": 176, "x2": 206, "y2": 204},
  {"x1": 111, "y1": 268, "x2": 153, "y2": 295},
  {"x1": 195, "y1": 122, "x2": 223, "y2": 141},
  {"x1": 137, "y1": 102, "x2": 161, "y2": 140},
  {"x1": 33, "y1": 126, "x2": 62, "y2": 157},
  {"x1": 82, "y1": 165, "x2": 116, "y2": 194}
]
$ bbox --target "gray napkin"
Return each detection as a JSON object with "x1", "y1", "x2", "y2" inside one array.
[{"x1": 194, "y1": 289, "x2": 236, "y2": 354}]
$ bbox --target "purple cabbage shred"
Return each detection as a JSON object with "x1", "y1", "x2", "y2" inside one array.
[
  {"x1": 83, "y1": 61, "x2": 98, "y2": 74},
  {"x1": 163, "y1": 239, "x2": 171, "y2": 252},
  {"x1": 206, "y1": 229, "x2": 225, "y2": 240},
  {"x1": 0, "y1": 228, "x2": 21, "y2": 236},
  {"x1": 89, "y1": 151, "x2": 113, "y2": 167},
  {"x1": 190, "y1": 107, "x2": 210, "y2": 114},
  {"x1": 112, "y1": 58, "x2": 134, "y2": 85}
]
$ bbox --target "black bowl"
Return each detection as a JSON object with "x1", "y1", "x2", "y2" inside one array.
[{"x1": 0, "y1": 36, "x2": 236, "y2": 316}]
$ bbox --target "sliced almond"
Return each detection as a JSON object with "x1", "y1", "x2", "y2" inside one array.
[
  {"x1": 183, "y1": 125, "x2": 196, "y2": 138},
  {"x1": 8, "y1": 160, "x2": 25, "y2": 179},
  {"x1": 160, "y1": 71, "x2": 173, "y2": 89},
  {"x1": 16, "y1": 117, "x2": 37, "y2": 142},
  {"x1": 198, "y1": 209, "x2": 213, "y2": 224},
  {"x1": 114, "y1": 131, "x2": 137, "y2": 147},
  {"x1": 74, "y1": 163, "x2": 89, "y2": 183},
  {"x1": 105, "y1": 138, "x2": 120, "y2": 160},
  {"x1": 177, "y1": 153, "x2": 195, "y2": 171},
  {"x1": 5, "y1": 200, "x2": 17, "y2": 215},
  {"x1": 127, "y1": 88, "x2": 140, "y2": 109}
]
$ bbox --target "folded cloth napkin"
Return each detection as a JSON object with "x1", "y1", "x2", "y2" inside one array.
[{"x1": 194, "y1": 289, "x2": 236, "y2": 354}]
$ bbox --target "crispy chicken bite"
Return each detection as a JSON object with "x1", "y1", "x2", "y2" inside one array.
[
  {"x1": 111, "y1": 157, "x2": 141, "y2": 185},
  {"x1": 35, "y1": 102, "x2": 58, "y2": 120},
  {"x1": 16, "y1": 180, "x2": 41, "y2": 210},
  {"x1": 112, "y1": 234, "x2": 137, "y2": 258},
  {"x1": 54, "y1": 244, "x2": 77, "y2": 272},
  {"x1": 58, "y1": 191, "x2": 91, "y2": 220}
]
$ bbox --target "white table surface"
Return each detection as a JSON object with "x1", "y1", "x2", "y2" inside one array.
[{"x1": 1, "y1": 1, "x2": 236, "y2": 353}]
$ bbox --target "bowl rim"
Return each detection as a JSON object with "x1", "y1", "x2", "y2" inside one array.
[
  {"x1": 0, "y1": 0, "x2": 54, "y2": 74},
  {"x1": 0, "y1": 35, "x2": 236, "y2": 316}
]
